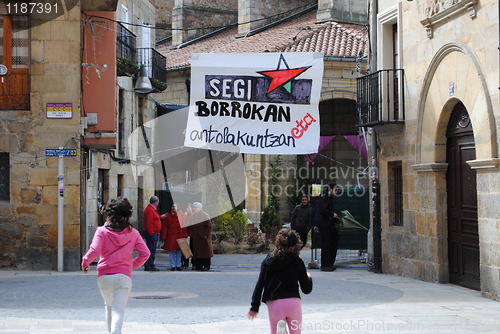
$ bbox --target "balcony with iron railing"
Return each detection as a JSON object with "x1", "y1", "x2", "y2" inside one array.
[
  {"x1": 116, "y1": 23, "x2": 167, "y2": 92},
  {"x1": 137, "y1": 48, "x2": 167, "y2": 92},
  {"x1": 356, "y1": 69, "x2": 405, "y2": 130},
  {"x1": 116, "y1": 24, "x2": 139, "y2": 76}
]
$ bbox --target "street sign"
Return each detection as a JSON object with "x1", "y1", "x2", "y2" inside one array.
[
  {"x1": 45, "y1": 148, "x2": 77, "y2": 157},
  {"x1": 46, "y1": 103, "x2": 73, "y2": 119}
]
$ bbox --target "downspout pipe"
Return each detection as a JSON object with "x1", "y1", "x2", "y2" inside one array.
[
  {"x1": 371, "y1": 0, "x2": 377, "y2": 73},
  {"x1": 370, "y1": 0, "x2": 383, "y2": 274}
]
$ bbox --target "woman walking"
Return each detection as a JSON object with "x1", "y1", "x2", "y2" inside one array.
[
  {"x1": 161, "y1": 203, "x2": 188, "y2": 271},
  {"x1": 81, "y1": 197, "x2": 150, "y2": 334},
  {"x1": 248, "y1": 228, "x2": 313, "y2": 334}
]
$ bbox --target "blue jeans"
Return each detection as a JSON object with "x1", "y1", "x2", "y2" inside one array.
[
  {"x1": 144, "y1": 233, "x2": 159, "y2": 269},
  {"x1": 169, "y1": 250, "x2": 182, "y2": 268}
]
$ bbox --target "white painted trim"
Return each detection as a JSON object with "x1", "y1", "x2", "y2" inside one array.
[{"x1": 377, "y1": 3, "x2": 402, "y2": 70}]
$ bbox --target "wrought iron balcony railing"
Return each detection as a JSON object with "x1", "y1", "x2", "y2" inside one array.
[
  {"x1": 137, "y1": 48, "x2": 167, "y2": 91},
  {"x1": 356, "y1": 69, "x2": 405, "y2": 127},
  {"x1": 137, "y1": 48, "x2": 167, "y2": 82},
  {"x1": 117, "y1": 24, "x2": 137, "y2": 68},
  {"x1": 115, "y1": 24, "x2": 167, "y2": 90},
  {"x1": 0, "y1": 72, "x2": 29, "y2": 110}
]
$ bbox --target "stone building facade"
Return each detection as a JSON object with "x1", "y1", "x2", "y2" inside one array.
[
  {"x1": 363, "y1": 0, "x2": 500, "y2": 299},
  {"x1": 81, "y1": 0, "x2": 161, "y2": 251},
  {"x1": 157, "y1": 0, "x2": 369, "y2": 224},
  {"x1": 171, "y1": 0, "x2": 238, "y2": 46},
  {"x1": 0, "y1": 0, "x2": 163, "y2": 270},
  {"x1": 0, "y1": 2, "x2": 83, "y2": 270},
  {"x1": 150, "y1": 0, "x2": 175, "y2": 42}
]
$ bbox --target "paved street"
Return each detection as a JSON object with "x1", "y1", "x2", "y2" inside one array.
[{"x1": 0, "y1": 251, "x2": 499, "y2": 333}]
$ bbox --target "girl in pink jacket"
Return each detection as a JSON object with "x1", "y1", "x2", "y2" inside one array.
[{"x1": 82, "y1": 197, "x2": 150, "y2": 334}]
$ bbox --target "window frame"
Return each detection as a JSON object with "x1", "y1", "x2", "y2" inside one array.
[
  {"x1": 0, "y1": 152, "x2": 10, "y2": 201},
  {"x1": 0, "y1": 13, "x2": 30, "y2": 110},
  {"x1": 388, "y1": 160, "x2": 403, "y2": 227}
]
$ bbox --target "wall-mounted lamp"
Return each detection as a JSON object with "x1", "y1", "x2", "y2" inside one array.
[{"x1": 135, "y1": 65, "x2": 153, "y2": 94}]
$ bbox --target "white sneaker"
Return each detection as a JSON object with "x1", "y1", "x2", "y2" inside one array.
[{"x1": 276, "y1": 320, "x2": 287, "y2": 334}]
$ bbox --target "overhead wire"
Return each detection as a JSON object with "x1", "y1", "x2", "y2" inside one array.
[{"x1": 82, "y1": 1, "x2": 317, "y2": 33}]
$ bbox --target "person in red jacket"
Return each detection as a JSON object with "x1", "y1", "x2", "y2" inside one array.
[
  {"x1": 143, "y1": 196, "x2": 161, "y2": 271},
  {"x1": 161, "y1": 203, "x2": 188, "y2": 271}
]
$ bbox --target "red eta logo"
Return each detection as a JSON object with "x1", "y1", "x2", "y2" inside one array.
[{"x1": 291, "y1": 113, "x2": 316, "y2": 139}]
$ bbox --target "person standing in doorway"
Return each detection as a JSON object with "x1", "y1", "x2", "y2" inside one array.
[
  {"x1": 248, "y1": 228, "x2": 313, "y2": 334},
  {"x1": 161, "y1": 203, "x2": 188, "y2": 271},
  {"x1": 82, "y1": 197, "x2": 150, "y2": 334},
  {"x1": 143, "y1": 196, "x2": 161, "y2": 271},
  {"x1": 188, "y1": 202, "x2": 213, "y2": 271},
  {"x1": 315, "y1": 183, "x2": 341, "y2": 271},
  {"x1": 290, "y1": 195, "x2": 313, "y2": 249}
]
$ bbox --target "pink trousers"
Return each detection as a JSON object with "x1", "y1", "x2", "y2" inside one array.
[{"x1": 267, "y1": 298, "x2": 302, "y2": 334}]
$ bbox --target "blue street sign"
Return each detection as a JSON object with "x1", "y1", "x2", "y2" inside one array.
[{"x1": 45, "y1": 148, "x2": 77, "y2": 157}]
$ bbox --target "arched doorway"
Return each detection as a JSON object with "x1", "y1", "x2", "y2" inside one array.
[
  {"x1": 446, "y1": 101, "x2": 480, "y2": 290},
  {"x1": 308, "y1": 98, "x2": 368, "y2": 187}
]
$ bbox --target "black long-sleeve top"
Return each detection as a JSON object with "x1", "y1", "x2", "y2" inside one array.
[
  {"x1": 250, "y1": 253, "x2": 313, "y2": 313},
  {"x1": 315, "y1": 194, "x2": 339, "y2": 228},
  {"x1": 290, "y1": 203, "x2": 313, "y2": 231}
]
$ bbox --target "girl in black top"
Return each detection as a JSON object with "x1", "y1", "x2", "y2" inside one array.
[{"x1": 248, "y1": 228, "x2": 313, "y2": 334}]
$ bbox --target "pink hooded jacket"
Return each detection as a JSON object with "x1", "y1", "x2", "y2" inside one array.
[{"x1": 81, "y1": 224, "x2": 150, "y2": 278}]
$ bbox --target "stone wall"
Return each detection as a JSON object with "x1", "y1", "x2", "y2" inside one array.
[
  {"x1": 172, "y1": 0, "x2": 238, "y2": 47},
  {"x1": 150, "y1": 0, "x2": 175, "y2": 42},
  {"x1": 317, "y1": 0, "x2": 368, "y2": 25},
  {"x1": 0, "y1": 6, "x2": 82, "y2": 270},
  {"x1": 237, "y1": 0, "x2": 308, "y2": 36},
  {"x1": 374, "y1": 0, "x2": 500, "y2": 299}
]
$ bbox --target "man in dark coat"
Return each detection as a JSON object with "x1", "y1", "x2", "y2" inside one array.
[
  {"x1": 315, "y1": 183, "x2": 341, "y2": 271},
  {"x1": 188, "y1": 202, "x2": 213, "y2": 271},
  {"x1": 290, "y1": 195, "x2": 313, "y2": 248}
]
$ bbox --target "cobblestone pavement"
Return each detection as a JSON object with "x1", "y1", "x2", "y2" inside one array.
[{"x1": 0, "y1": 252, "x2": 499, "y2": 333}]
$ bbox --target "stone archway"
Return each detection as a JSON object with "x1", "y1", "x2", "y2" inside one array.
[
  {"x1": 416, "y1": 42, "x2": 496, "y2": 165},
  {"x1": 414, "y1": 42, "x2": 498, "y2": 293}
]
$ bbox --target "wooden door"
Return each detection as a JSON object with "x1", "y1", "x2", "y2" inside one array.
[
  {"x1": 0, "y1": 15, "x2": 29, "y2": 110},
  {"x1": 446, "y1": 102, "x2": 480, "y2": 290}
]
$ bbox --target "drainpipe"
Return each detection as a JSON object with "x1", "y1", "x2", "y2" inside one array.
[{"x1": 370, "y1": 0, "x2": 382, "y2": 273}]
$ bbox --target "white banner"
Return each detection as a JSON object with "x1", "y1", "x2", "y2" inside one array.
[{"x1": 184, "y1": 52, "x2": 324, "y2": 154}]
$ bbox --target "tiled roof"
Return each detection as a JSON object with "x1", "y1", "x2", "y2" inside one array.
[{"x1": 158, "y1": 9, "x2": 368, "y2": 70}]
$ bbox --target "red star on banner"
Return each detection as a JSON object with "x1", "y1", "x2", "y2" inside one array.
[{"x1": 257, "y1": 54, "x2": 311, "y2": 93}]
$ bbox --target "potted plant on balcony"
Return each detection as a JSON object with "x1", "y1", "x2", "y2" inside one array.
[
  {"x1": 151, "y1": 78, "x2": 168, "y2": 92},
  {"x1": 117, "y1": 57, "x2": 140, "y2": 76}
]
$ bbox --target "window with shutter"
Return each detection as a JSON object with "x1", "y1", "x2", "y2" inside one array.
[{"x1": 0, "y1": 13, "x2": 29, "y2": 110}]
